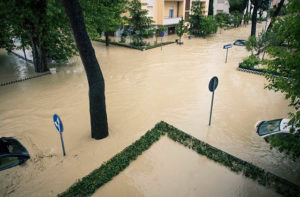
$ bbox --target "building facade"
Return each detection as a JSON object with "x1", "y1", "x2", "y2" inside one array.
[
  {"x1": 142, "y1": 0, "x2": 209, "y2": 33},
  {"x1": 213, "y1": 0, "x2": 229, "y2": 15}
]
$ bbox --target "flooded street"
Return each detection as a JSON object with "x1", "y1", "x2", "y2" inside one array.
[{"x1": 0, "y1": 23, "x2": 299, "y2": 196}]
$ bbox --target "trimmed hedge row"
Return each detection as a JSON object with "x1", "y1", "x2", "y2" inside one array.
[
  {"x1": 59, "y1": 121, "x2": 300, "y2": 197},
  {"x1": 93, "y1": 38, "x2": 175, "y2": 51},
  {"x1": 238, "y1": 64, "x2": 280, "y2": 76},
  {"x1": 0, "y1": 72, "x2": 50, "y2": 87}
]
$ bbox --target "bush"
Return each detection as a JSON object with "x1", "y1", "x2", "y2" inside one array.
[
  {"x1": 240, "y1": 55, "x2": 260, "y2": 69},
  {"x1": 230, "y1": 11, "x2": 243, "y2": 27},
  {"x1": 215, "y1": 13, "x2": 231, "y2": 27},
  {"x1": 190, "y1": 16, "x2": 218, "y2": 37}
]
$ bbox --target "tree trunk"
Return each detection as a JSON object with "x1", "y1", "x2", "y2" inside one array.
[
  {"x1": 61, "y1": 0, "x2": 108, "y2": 140},
  {"x1": 105, "y1": 32, "x2": 110, "y2": 46},
  {"x1": 22, "y1": 45, "x2": 27, "y2": 61},
  {"x1": 31, "y1": 36, "x2": 48, "y2": 73},
  {"x1": 251, "y1": 0, "x2": 259, "y2": 36},
  {"x1": 208, "y1": 0, "x2": 214, "y2": 16},
  {"x1": 267, "y1": 0, "x2": 285, "y2": 31}
]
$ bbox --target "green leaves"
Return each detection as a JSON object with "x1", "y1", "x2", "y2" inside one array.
[
  {"x1": 175, "y1": 17, "x2": 187, "y2": 42},
  {"x1": 188, "y1": 3, "x2": 218, "y2": 37},
  {"x1": 80, "y1": 0, "x2": 128, "y2": 42},
  {"x1": 127, "y1": 0, "x2": 154, "y2": 46}
]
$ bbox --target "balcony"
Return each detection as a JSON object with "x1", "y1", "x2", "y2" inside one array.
[{"x1": 163, "y1": 17, "x2": 182, "y2": 25}]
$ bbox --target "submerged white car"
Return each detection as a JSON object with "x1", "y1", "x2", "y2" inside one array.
[{"x1": 255, "y1": 118, "x2": 299, "y2": 138}]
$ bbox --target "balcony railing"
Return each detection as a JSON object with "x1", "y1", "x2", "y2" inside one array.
[{"x1": 163, "y1": 17, "x2": 182, "y2": 25}]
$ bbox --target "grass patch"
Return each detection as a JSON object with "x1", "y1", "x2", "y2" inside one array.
[
  {"x1": 93, "y1": 38, "x2": 175, "y2": 51},
  {"x1": 59, "y1": 121, "x2": 300, "y2": 197}
]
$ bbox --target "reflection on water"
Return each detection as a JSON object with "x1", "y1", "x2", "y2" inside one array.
[
  {"x1": 0, "y1": 50, "x2": 35, "y2": 83},
  {"x1": 0, "y1": 23, "x2": 299, "y2": 196}
]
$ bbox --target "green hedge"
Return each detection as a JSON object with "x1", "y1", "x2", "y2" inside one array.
[
  {"x1": 93, "y1": 38, "x2": 175, "y2": 51},
  {"x1": 59, "y1": 121, "x2": 300, "y2": 197}
]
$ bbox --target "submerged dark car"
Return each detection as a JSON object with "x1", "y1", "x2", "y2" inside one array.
[
  {"x1": 233, "y1": 40, "x2": 246, "y2": 46},
  {"x1": 0, "y1": 137, "x2": 30, "y2": 171}
]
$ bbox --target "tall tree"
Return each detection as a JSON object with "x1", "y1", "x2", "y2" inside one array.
[
  {"x1": 250, "y1": 0, "x2": 260, "y2": 36},
  {"x1": 127, "y1": 0, "x2": 153, "y2": 46},
  {"x1": 61, "y1": 0, "x2": 108, "y2": 139},
  {"x1": 267, "y1": 0, "x2": 285, "y2": 31},
  {"x1": 0, "y1": 0, "x2": 77, "y2": 73},
  {"x1": 250, "y1": 0, "x2": 271, "y2": 36},
  {"x1": 80, "y1": 0, "x2": 128, "y2": 46}
]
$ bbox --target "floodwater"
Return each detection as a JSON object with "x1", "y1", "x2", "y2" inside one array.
[
  {"x1": 94, "y1": 137, "x2": 280, "y2": 197},
  {"x1": 0, "y1": 23, "x2": 299, "y2": 196}
]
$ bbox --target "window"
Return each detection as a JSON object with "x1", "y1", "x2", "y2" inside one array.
[
  {"x1": 217, "y1": 10, "x2": 223, "y2": 14},
  {"x1": 169, "y1": 9, "x2": 174, "y2": 18},
  {"x1": 217, "y1": 0, "x2": 225, "y2": 3}
]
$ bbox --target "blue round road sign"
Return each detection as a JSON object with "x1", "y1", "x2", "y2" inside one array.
[
  {"x1": 159, "y1": 31, "x2": 164, "y2": 37},
  {"x1": 53, "y1": 114, "x2": 63, "y2": 132},
  {"x1": 209, "y1": 76, "x2": 219, "y2": 92}
]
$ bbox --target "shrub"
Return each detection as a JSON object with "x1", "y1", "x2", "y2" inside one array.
[{"x1": 240, "y1": 55, "x2": 261, "y2": 68}]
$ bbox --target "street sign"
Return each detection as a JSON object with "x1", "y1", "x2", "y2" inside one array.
[
  {"x1": 223, "y1": 44, "x2": 232, "y2": 49},
  {"x1": 208, "y1": 76, "x2": 219, "y2": 126},
  {"x1": 53, "y1": 114, "x2": 63, "y2": 132},
  {"x1": 159, "y1": 31, "x2": 164, "y2": 37},
  {"x1": 223, "y1": 44, "x2": 232, "y2": 63},
  {"x1": 53, "y1": 114, "x2": 66, "y2": 156},
  {"x1": 209, "y1": 77, "x2": 218, "y2": 92}
]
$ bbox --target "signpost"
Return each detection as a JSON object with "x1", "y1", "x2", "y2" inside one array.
[
  {"x1": 159, "y1": 31, "x2": 164, "y2": 51},
  {"x1": 208, "y1": 77, "x2": 219, "y2": 126},
  {"x1": 53, "y1": 114, "x2": 66, "y2": 156},
  {"x1": 223, "y1": 44, "x2": 232, "y2": 63}
]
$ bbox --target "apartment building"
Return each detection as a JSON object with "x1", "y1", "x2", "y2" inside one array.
[
  {"x1": 213, "y1": 0, "x2": 229, "y2": 15},
  {"x1": 143, "y1": 0, "x2": 209, "y2": 34}
]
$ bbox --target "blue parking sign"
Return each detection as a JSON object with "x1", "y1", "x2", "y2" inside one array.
[{"x1": 53, "y1": 114, "x2": 63, "y2": 133}]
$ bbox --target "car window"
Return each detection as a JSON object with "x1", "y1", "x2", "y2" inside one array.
[
  {"x1": 258, "y1": 119, "x2": 281, "y2": 136},
  {"x1": 0, "y1": 156, "x2": 20, "y2": 171}
]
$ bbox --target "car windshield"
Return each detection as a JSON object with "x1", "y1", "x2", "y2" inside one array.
[
  {"x1": 258, "y1": 119, "x2": 282, "y2": 136},
  {"x1": 0, "y1": 138, "x2": 28, "y2": 155}
]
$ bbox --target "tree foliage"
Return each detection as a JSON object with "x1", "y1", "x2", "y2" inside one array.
[
  {"x1": 228, "y1": 0, "x2": 248, "y2": 13},
  {"x1": 127, "y1": 0, "x2": 153, "y2": 46},
  {"x1": 80, "y1": 0, "x2": 128, "y2": 46},
  {"x1": 175, "y1": 18, "x2": 187, "y2": 43},
  {"x1": 0, "y1": 0, "x2": 77, "y2": 72},
  {"x1": 189, "y1": 2, "x2": 217, "y2": 37},
  {"x1": 258, "y1": 0, "x2": 300, "y2": 159}
]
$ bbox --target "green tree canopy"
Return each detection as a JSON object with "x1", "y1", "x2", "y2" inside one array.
[
  {"x1": 80, "y1": 0, "x2": 128, "y2": 46},
  {"x1": 262, "y1": 0, "x2": 300, "y2": 160},
  {"x1": 127, "y1": 0, "x2": 154, "y2": 46},
  {"x1": 189, "y1": 2, "x2": 217, "y2": 37},
  {"x1": 0, "y1": 0, "x2": 77, "y2": 72},
  {"x1": 175, "y1": 18, "x2": 187, "y2": 43},
  {"x1": 228, "y1": 0, "x2": 248, "y2": 13}
]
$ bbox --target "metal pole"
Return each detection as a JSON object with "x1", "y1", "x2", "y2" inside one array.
[
  {"x1": 225, "y1": 48, "x2": 228, "y2": 63},
  {"x1": 161, "y1": 37, "x2": 162, "y2": 51},
  {"x1": 59, "y1": 132, "x2": 66, "y2": 156},
  {"x1": 209, "y1": 90, "x2": 215, "y2": 126}
]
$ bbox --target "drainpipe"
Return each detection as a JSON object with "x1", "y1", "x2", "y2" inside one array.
[{"x1": 177, "y1": 2, "x2": 179, "y2": 17}]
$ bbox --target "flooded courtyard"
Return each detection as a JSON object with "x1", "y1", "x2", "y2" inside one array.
[{"x1": 0, "y1": 23, "x2": 299, "y2": 196}]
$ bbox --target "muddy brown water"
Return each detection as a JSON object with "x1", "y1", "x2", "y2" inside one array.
[{"x1": 0, "y1": 23, "x2": 299, "y2": 196}]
